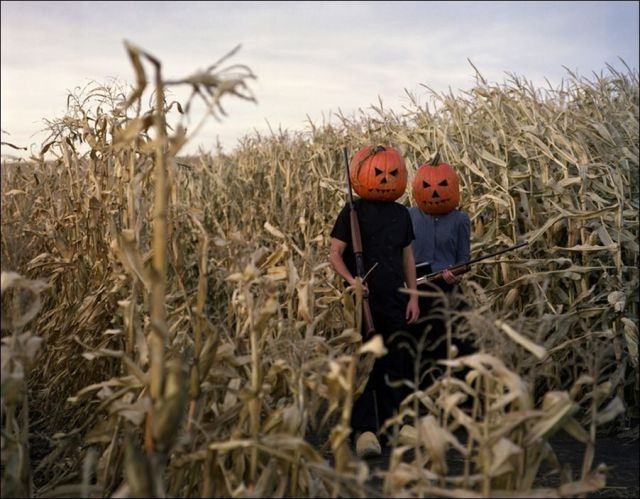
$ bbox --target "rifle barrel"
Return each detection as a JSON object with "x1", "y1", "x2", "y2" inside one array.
[
  {"x1": 465, "y1": 241, "x2": 527, "y2": 266},
  {"x1": 343, "y1": 146, "x2": 375, "y2": 337},
  {"x1": 417, "y1": 241, "x2": 528, "y2": 284},
  {"x1": 343, "y1": 147, "x2": 354, "y2": 205}
]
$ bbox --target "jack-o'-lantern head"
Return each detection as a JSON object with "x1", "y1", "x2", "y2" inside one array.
[
  {"x1": 349, "y1": 145, "x2": 407, "y2": 202},
  {"x1": 412, "y1": 156, "x2": 460, "y2": 214}
]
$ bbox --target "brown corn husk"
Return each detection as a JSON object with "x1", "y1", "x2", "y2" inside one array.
[{"x1": 1, "y1": 48, "x2": 637, "y2": 497}]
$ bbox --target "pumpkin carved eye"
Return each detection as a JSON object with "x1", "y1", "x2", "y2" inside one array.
[
  {"x1": 389, "y1": 169, "x2": 398, "y2": 177},
  {"x1": 374, "y1": 167, "x2": 383, "y2": 176},
  {"x1": 423, "y1": 181, "x2": 431, "y2": 188},
  {"x1": 439, "y1": 180, "x2": 448, "y2": 186}
]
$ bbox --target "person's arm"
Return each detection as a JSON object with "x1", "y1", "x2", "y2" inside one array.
[
  {"x1": 329, "y1": 205, "x2": 365, "y2": 288},
  {"x1": 329, "y1": 237, "x2": 356, "y2": 286},
  {"x1": 455, "y1": 213, "x2": 471, "y2": 264},
  {"x1": 402, "y1": 244, "x2": 420, "y2": 323},
  {"x1": 443, "y1": 213, "x2": 471, "y2": 284}
]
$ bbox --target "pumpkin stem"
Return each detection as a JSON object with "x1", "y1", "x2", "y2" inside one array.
[
  {"x1": 431, "y1": 150, "x2": 441, "y2": 166},
  {"x1": 355, "y1": 146, "x2": 383, "y2": 176}
]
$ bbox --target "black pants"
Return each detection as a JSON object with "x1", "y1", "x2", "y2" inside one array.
[
  {"x1": 350, "y1": 302, "x2": 412, "y2": 438},
  {"x1": 408, "y1": 281, "x2": 474, "y2": 390}
]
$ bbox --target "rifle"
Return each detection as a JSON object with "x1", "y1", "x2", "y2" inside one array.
[
  {"x1": 343, "y1": 147, "x2": 376, "y2": 338},
  {"x1": 416, "y1": 241, "x2": 528, "y2": 286}
]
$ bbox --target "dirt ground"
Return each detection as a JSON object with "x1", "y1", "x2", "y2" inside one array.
[
  {"x1": 550, "y1": 432, "x2": 639, "y2": 498},
  {"x1": 361, "y1": 430, "x2": 639, "y2": 498}
]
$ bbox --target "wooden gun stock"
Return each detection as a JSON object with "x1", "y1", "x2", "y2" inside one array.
[
  {"x1": 416, "y1": 263, "x2": 469, "y2": 286},
  {"x1": 359, "y1": 286, "x2": 376, "y2": 339},
  {"x1": 349, "y1": 210, "x2": 376, "y2": 338}
]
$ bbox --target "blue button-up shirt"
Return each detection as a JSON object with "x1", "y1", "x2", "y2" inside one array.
[{"x1": 408, "y1": 207, "x2": 471, "y2": 272}]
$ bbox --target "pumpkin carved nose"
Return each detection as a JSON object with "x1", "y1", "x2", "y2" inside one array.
[
  {"x1": 432, "y1": 190, "x2": 440, "y2": 198},
  {"x1": 380, "y1": 177, "x2": 388, "y2": 184}
]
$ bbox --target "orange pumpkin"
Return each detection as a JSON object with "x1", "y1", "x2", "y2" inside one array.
[
  {"x1": 349, "y1": 145, "x2": 407, "y2": 201},
  {"x1": 412, "y1": 159, "x2": 460, "y2": 214}
]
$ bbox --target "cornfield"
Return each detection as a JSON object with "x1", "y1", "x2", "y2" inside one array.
[{"x1": 1, "y1": 42, "x2": 638, "y2": 498}]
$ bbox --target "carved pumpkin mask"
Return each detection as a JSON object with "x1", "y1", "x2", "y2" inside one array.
[
  {"x1": 412, "y1": 160, "x2": 460, "y2": 215},
  {"x1": 349, "y1": 145, "x2": 407, "y2": 202}
]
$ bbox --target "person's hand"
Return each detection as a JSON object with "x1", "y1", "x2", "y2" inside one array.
[
  {"x1": 406, "y1": 295, "x2": 420, "y2": 324},
  {"x1": 350, "y1": 276, "x2": 369, "y2": 295},
  {"x1": 442, "y1": 268, "x2": 460, "y2": 285}
]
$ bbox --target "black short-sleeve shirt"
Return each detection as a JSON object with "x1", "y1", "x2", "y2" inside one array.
[{"x1": 331, "y1": 199, "x2": 414, "y2": 330}]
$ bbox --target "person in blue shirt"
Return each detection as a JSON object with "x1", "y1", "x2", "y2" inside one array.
[
  {"x1": 409, "y1": 208, "x2": 471, "y2": 281},
  {"x1": 408, "y1": 157, "x2": 472, "y2": 388}
]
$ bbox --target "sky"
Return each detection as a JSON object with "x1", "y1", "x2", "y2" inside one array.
[{"x1": 1, "y1": 1, "x2": 638, "y2": 158}]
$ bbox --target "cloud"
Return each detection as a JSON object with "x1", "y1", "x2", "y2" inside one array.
[{"x1": 1, "y1": 1, "x2": 638, "y2": 157}]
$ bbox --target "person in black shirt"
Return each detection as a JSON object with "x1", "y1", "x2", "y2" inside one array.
[{"x1": 330, "y1": 197, "x2": 419, "y2": 456}]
